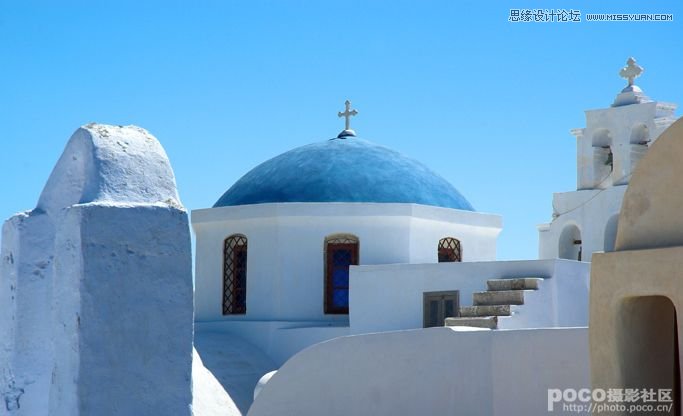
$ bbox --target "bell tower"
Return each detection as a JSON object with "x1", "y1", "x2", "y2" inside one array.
[
  {"x1": 538, "y1": 58, "x2": 678, "y2": 262},
  {"x1": 573, "y1": 58, "x2": 677, "y2": 190}
]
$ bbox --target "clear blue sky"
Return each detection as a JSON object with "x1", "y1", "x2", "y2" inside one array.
[{"x1": 1, "y1": 1, "x2": 681, "y2": 260}]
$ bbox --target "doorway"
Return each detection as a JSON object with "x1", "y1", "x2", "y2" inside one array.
[{"x1": 618, "y1": 296, "x2": 679, "y2": 415}]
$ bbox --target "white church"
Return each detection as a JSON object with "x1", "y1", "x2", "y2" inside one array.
[{"x1": 2, "y1": 58, "x2": 682, "y2": 415}]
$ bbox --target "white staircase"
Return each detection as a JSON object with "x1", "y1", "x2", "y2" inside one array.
[{"x1": 445, "y1": 277, "x2": 544, "y2": 329}]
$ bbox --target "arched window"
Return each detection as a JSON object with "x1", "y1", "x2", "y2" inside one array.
[
  {"x1": 559, "y1": 225, "x2": 582, "y2": 261},
  {"x1": 324, "y1": 234, "x2": 359, "y2": 314},
  {"x1": 592, "y1": 129, "x2": 614, "y2": 184},
  {"x1": 629, "y1": 123, "x2": 650, "y2": 145},
  {"x1": 223, "y1": 234, "x2": 247, "y2": 315},
  {"x1": 438, "y1": 237, "x2": 462, "y2": 262}
]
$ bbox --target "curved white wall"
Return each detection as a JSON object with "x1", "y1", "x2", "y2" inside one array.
[{"x1": 248, "y1": 327, "x2": 589, "y2": 416}]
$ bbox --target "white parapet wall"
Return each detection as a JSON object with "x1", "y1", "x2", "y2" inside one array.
[
  {"x1": 350, "y1": 259, "x2": 590, "y2": 334},
  {"x1": 248, "y1": 326, "x2": 590, "y2": 416}
]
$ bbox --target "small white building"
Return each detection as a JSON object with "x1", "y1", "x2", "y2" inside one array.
[{"x1": 538, "y1": 58, "x2": 678, "y2": 262}]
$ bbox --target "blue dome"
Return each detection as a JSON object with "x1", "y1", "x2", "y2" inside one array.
[{"x1": 214, "y1": 137, "x2": 474, "y2": 211}]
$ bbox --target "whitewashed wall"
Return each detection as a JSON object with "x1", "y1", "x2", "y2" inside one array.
[
  {"x1": 192, "y1": 203, "x2": 501, "y2": 323},
  {"x1": 195, "y1": 321, "x2": 350, "y2": 367},
  {"x1": 350, "y1": 259, "x2": 590, "y2": 334},
  {"x1": 0, "y1": 124, "x2": 196, "y2": 416},
  {"x1": 575, "y1": 101, "x2": 675, "y2": 190},
  {"x1": 538, "y1": 186, "x2": 625, "y2": 262},
  {"x1": 198, "y1": 258, "x2": 588, "y2": 373},
  {"x1": 0, "y1": 210, "x2": 55, "y2": 416},
  {"x1": 497, "y1": 260, "x2": 590, "y2": 329},
  {"x1": 248, "y1": 327, "x2": 590, "y2": 416}
]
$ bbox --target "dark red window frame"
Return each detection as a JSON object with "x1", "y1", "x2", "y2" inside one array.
[{"x1": 438, "y1": 237, "x2": 462, "y2": 263}]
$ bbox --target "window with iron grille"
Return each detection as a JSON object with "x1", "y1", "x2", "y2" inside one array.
[
  {"x1": 438, "y1": 237, "x2": 462, "y2": 262},
  {"x1": 223, "y1": 234, "x2": 247, "y2": 315},
  {"x1": 324, "y1": 235, "x2": 358, "y2": 314}
]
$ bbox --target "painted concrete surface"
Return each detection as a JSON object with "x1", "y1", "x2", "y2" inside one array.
[
  {"x1": 192, "y1": 348, "x2": 242, "y2": 416},
  {"x1": 590, "y1": 247, "x2": 682, "y2": 413},
  {"x1": 195, "y1": 320, "x2": 349, "y2": 368},
  {"x1": 1, "y1": 124, "x2": 195, "y2": 416},
  {"x1": 0, "y1": 210, "x2": 54, "y2": 415},
  {"x1": 590, "y1": 118, "x2": 683, "y2": 414},
  {"x1": 615, "y1": 118, "x2": 683, "y2": 251},
  {"x1": 538, "y1": 186, "x2": 624, "y2": 262},
  {"x1": 194, "y1": 330, "x2": 276, "y2": 414},
  {"x1": 192, "y1": 203, "x2": 501, "y2": 323},
  {"x1": 37, "y1": 123, "x2": 182, "y2": 216},
  {"x1": 575, "y1": 101, "x2": 675, "y2": 191},
  {"x1": 249, "y1": 327, "x2": 590, "y2": 416},
  {"x1": 192, "y1": 202, "x2": 501, "y2": 372},
  {"x1": 0, "y1": 211, "x2": 55, "y2": 416},
  {"x1": 50, "y1": 204, "x2": 194, "y2": 416},
  {"x1": 350, "y1": 259, "x2": 589, "y2": 334}
]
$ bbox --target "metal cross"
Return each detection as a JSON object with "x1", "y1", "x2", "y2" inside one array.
[
  {"x1": 619, "y1": 57, "x2": 643, "y2": 86},
  {"x1": 337, "y1": 100, "x2": 358, "y2": 131}
]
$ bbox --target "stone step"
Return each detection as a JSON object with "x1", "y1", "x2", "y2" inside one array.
[
  {"x1": 459, "y1": 304, "x2": 516, "y2": 317},
  {"x1": 445, "y1": 316, "x2": 497, "y2": 329},
  {"x1": 473, "y1": 290, "x2": 526, "y2": 306},
  {"x1": 486, "y1": 278, "x2": 543, "y2": 291}
]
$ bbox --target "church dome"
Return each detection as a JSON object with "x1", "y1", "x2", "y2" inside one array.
[{"x1": 214, "y1": 137, "x2": 474, "y2": 211}]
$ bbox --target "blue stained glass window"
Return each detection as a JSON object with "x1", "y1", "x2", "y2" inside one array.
[
  {"x1": 333, "y1": 269, "x2": 349, "y2": 287},
  {"x1": 333, "y1": 251, "x2": 352, "y2": 267},
  {"x1": 325, "y1": 235, "x2": 359, "y2": 314},
  {"x1": 333, "y1": 289, "x2": 349, "y2": 308}
]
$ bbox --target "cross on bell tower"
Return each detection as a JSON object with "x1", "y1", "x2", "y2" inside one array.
[
  {"x1": 612, "y1": 57, "x2": 651, "y2": 107},
  {"x1": 337, "y1": 100, "x2": 358, "y2": 138},
  {"x1": 619, "y1": 57, "x2": 644, "y2": 87}
]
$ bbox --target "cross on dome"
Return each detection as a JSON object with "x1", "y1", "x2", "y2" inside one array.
[
  {"x1": 337, "y1": 100, "x2": 358, "y2": 138},
  {"x1": 619, "y1": 57, "x2": 643, "y2": 87}
]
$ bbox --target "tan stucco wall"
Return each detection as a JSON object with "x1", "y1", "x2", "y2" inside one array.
[
  {"x1": 591, "y1": 248, "x2": 681, "y2": 401},
  {"x1": 590, "y1": 118, "x2": 683, "y2": 415},
  {"x1": 616, "y1": 118, "x2": 683, "y2": 252}
]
